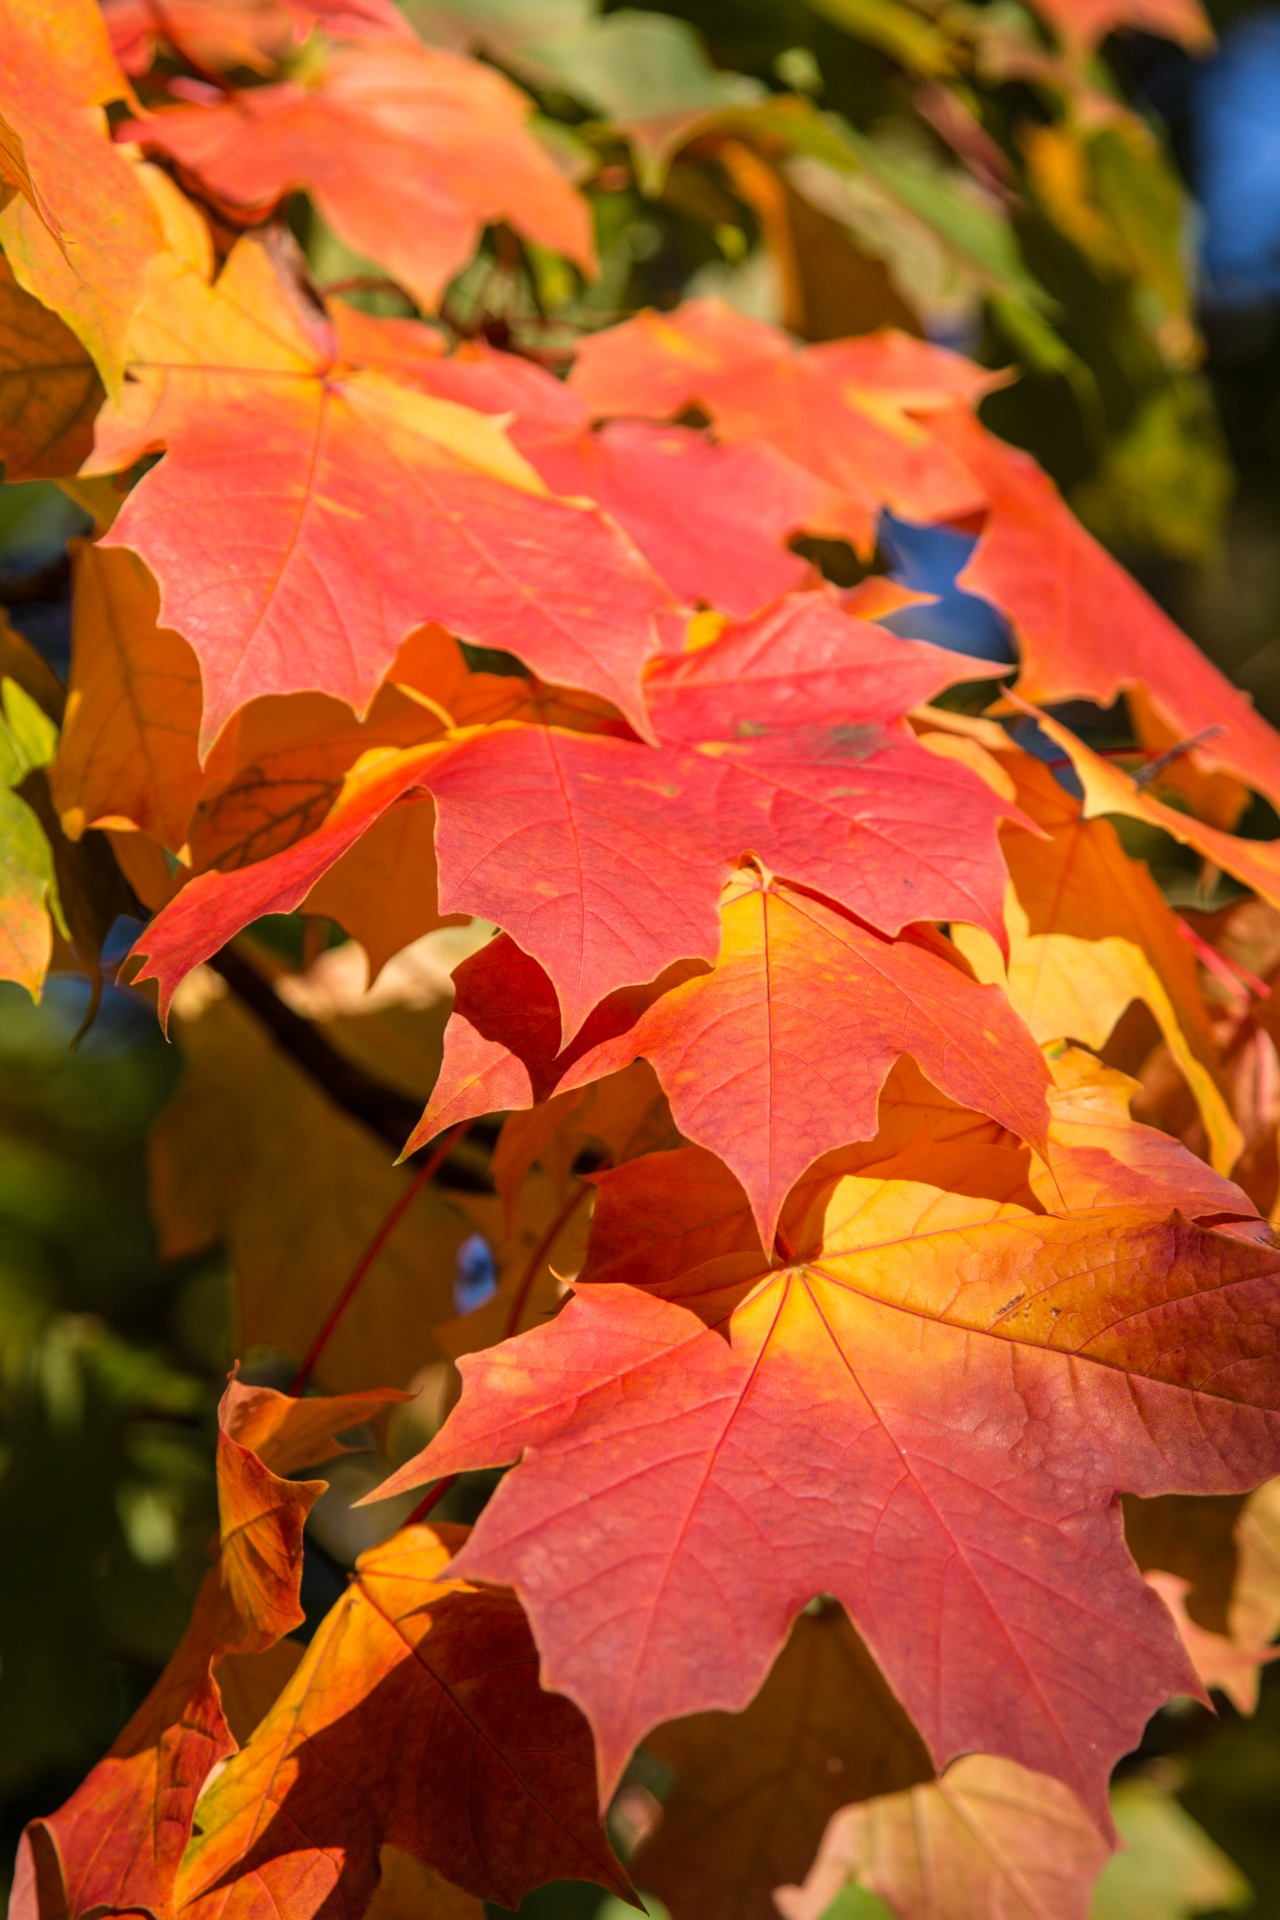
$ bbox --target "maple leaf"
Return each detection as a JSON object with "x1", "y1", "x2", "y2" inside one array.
[
  {"x1": 417, "y1": 591, "x2": 1021, "y2": 1037},
  {"x1": 0, "y1": 255, "x2": 102, "y2": 479},
  {"x1": 102, "y1": 0, "x2": 296, "y2": 77},
  {"x1": 0, "y1": 0, "x2": 161, "y2": 391},
  {"x1": 1144, "y1": 1570, "x2": 1280, "y2": 1714},
  {"x1": 931, "y1": 411, "x2": 1280, "y2": 816},
  {"x1": 774, "y1": 1755, "x2": 1111, "y2": 1920},
  {"x1": 407, "y1": 341, "x2": 828, "y2": 617},
  {"x1": 492, "y1": 1059, "x2": 676, "y2": 1231},
  {"x1": 1015, "y1": 704, "x2": 1280, "y2": 914},
  {"x1": 940, "y1": 736, "x2": 1242, "y2": 1173},
  {"x1": 1031, "y1": 1048, "x2": 1248, "y2": 1215},
  {"x1": 635, "y1": 1600, "x2": 932, "y2": 1920},
  {"x1": 125, "y1": 38, "x2": 594, "y2": 313},
  {"x1": 374, "y1": 1097, "x2": 1280, "y2": 1823},
  {"x1": 1026, "y1": 0, "x2": 1212, "y2": 54},
  {"x1": 564, "y1": 868, "x2": 1051, "y2": 1242},
  {"x1": 365, "y1": 1853, "x2": 484, "y2": 1920},
  {"x1": 578, "y1": 1047, "x2": 1248, "y2": 1293},
  {"x1": 126, "y1": 621, "x2": 526, "y2": 1007},
  {"x1": 129, "y1": 749, "x2": 448, "y2": 1021},
  {"x1": 174, "y1": 1524, "x2": 631, "y2": 1918},
  {"x1": 304, "y1": 803, "x2": 466, "y2": 984},
  {"x1": 87, "y1": 232, "x2": 672, "y2": 747},
  {"x1": 49, "y1": 541, "x2": 206, "y2": 851},
  {"x1": 569, "y1": 301, "x2": 999, "y2": 552},
  {"x1": 129, "y1": 589, "x2": 1020, "y2": 1036},
  {"x1": 13, "y1": 1378, "x2": 405, "y2": 1920},
  {"x1": 577, "y1": 1142, "x2": 765, "y2": 1292},
  {"x1": 179, "y1": 624, "x2": 497, "y2": 877},
  {"x1": 412, "y1": 866, "x2": 1050, "y2": 1244}
]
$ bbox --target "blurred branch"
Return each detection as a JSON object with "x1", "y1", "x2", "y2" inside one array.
[{"x1": 207, "y1": 943, "x2": 491, "y2": 1189}]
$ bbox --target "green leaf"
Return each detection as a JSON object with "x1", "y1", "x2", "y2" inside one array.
[
  {"x1": 0, "y1": 783, "x2": 58, "y2": 999},
  {"x1": 807, "y1": 0, "x2": 954, "y2": 74},
  {"x1": 842, "y1": 125, "x2": 1046, "y2": 307},
  {"x1": 1090, "y1": 1780, "x2": 1251, "y2": 1920},
  {"x1": 1071, "y1": 378, "x2": 1234, "y2": 562},
  {"x1": 527, "y1": 10, "x2": 764, "y2": 188},
  {"x1": 0, "y1": 675, "x2": 57, "y2": 785},
  {"x1": 816, "y1": 1885, "x2": 897, "y2": 1920}
]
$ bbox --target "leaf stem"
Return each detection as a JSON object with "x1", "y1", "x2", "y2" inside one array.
[
  {"x1": 501, "y1": 1181, "x2": 593, "y2": 1345},
  {"x1": 289, "y1": 1122, "x2": 468, "y2": 1394},
  {"x1": 402, "y1": 1474, "x2": 460, "y2": 1528}
]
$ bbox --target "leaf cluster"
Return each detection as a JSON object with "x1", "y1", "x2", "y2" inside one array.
[{"x1": 3, "y1": 3, "x2": 1280, "y2": 1920}]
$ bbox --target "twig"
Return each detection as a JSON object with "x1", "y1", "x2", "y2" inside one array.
[
  {"x1": 1177, "y1": 918, "x2": 1272, "y2": 1001},
  {"x1": 1133, "y1": 723, "x2": 1227, "y2": 789},
  {"x1": 403, "y1": 1474, "x2": 460, "y2": 1527},
  {"x1": 1041, "y1": 726, "x2": 1229, "y2": 784},
  {"x1": 208, "y1": 945, "x2": 424, "y2": 1147},
  {"x1": 501, "y1": 1181, "x2": 593, "y2": 1344},
  {"x1": 318, "y1": 274, "x2": 416, "y2": 304},
  {"x1": 290, "y1": 1123, "x2": 469, "y2": 1394},
  {"x1": 207, "y1": 945, "x2": 492, "y2": 1189}
]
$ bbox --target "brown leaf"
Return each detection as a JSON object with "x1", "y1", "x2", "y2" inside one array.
[
  {"x1": 0, "y1": 254, "x2": 101, "y2": 479},
  {"x1": 50, "y1": 541, "x2": 205, "y2": 851},
  {"x1": 636, "y1": 1601, "x2": 932, "y2": 1920},
  {"x1": 175, "y1": 1525, "x2": 630, "y2": 1918}
]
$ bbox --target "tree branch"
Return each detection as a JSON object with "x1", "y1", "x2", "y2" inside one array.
[{"x1": 208, "y1": 945, "x2": 493, "y2": 1190}]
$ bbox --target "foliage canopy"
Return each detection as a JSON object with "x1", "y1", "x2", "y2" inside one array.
[{"x1": 4, "y1": 1, "x2": 1280, "y2": 1917}]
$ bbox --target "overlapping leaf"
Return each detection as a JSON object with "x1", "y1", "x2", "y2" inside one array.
[
  {"x1": 88, "y1": 231, "x2": 673, "y2": 746},
  {"x1": 376, "y1": 1081, "x2": 1280, "y2": 1823},
  {"x1": 0, "y1": 255, "x2": 102, "y2": 479},
  {"x1": 0, "y1": 0, "x2": 161, "y2": 390},
  {"x1": 126, "y1": 38, "x2": 594, "y2": 312},
  {"x1": 775, "y1": 1755, "x2": 1111, "y2": 1920},
  {"x1": 13, "y1": 1379, "x2": 404, "y2": 1920},
  {"x1": 1024, "y1": 706, "x2": 1280, "y2": 910},
  {"x1": 408, "y1": 342, "x2": 828, "y2": 616},
  {"x1": 939, "y1": 736, "x2": 1241, "y2": 1172},
  {"x1": 569, "y1": 300, "x2": 998, "y2": 552},
  {"x1": 130, "y1": 589, "x2": 1022, "y2": 1039},
  {"x1": 50, "y1": 541, "x2": 205, "y2": 851},
  {"x1": 410, "y1": 861, "x2": 1050, "y2": 1244},
  {"x1": 174, "y1": 1524, "x2": 630, "y2": 1918},
  {"x1": 417, "y1": 592, "x2": 1022, "y2": 1036},
  {"x1": 635, "y1": 1601, "x2": 932, "y2": 1920},
  {"x1": 131, "y1": 751, "x2": 449, "y2": 1020},
  {"x1": 6, "y1": 33, "x2": 1280, "y2": 1919},
  {"x1": 935, "y1": 412, "x2": 1280, "y2": 813}
]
